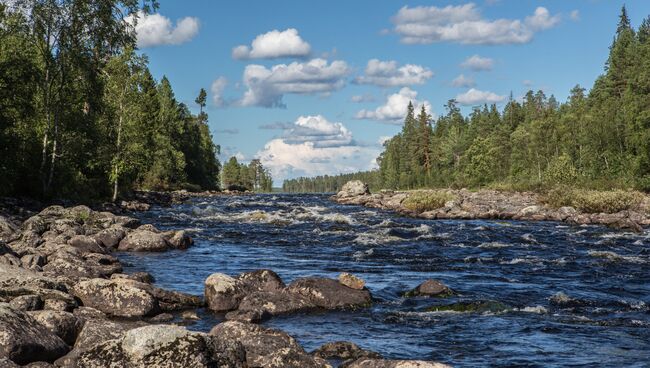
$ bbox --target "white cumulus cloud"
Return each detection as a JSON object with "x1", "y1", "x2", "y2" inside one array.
[
  {"x1": 461, "y1": 55, "x2": 494, "y2": 71},
  {"x1": 126, "y1": 11, "x2": 199, "y2": 48},
  {"x1": 256, "y1": 115, "x2": 380, "y2": 182},
  {"x1": 455, "y1": 88, "x2": 506, "y2": 105},
  {"x1": 391, "y1": 4, "x2": 560, "y2": 45},
  {"x1": 570, "y1": 10, "x2": 580, "y2": 21},
  {"x1": 451, "y1": 74, "x2": 476, "y2": 88},
  {"x1": 232, "y1": 28, "x2": 311, "y2": 60},
  {"x1": 355, "y1": 87, "x2": 432, "y2": 123},
  {"x1": 354, "y1": 59, "x2": 433, "y2": 87},
  {"x1": 238, "y1": 58, "x2": 349, "y2": 108},
  {"x1": 211, "y1": 77, "x2": 228, "y2": 107}
]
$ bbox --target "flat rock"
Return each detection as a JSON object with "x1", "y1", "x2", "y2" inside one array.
[
  {"x1": 71, "y1": 278, "x2": 159, "y2": 317},
  {"x1": 287, "y1": 277, "x2": 372, "y2": 310},
  {"x1": 117, "y1": 230, "x2": 169, "y2": 252}
]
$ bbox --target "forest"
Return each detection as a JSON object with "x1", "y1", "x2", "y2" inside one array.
[
  {"x1": 284, "y1": 7, "x2": 650, "y2": 194},
  {"x1": 0, "y1": 1, "x2": 222, "y2": 200},
  {"x1": 222, "y1": 157, "x2": 273, "y2": 192}
]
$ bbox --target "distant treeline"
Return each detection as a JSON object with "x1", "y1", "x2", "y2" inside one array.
[
  {"x1": 0, "y1": 1, "x2": 221, "y2": 201},
  {"x1": 283, "y1": 7, "x2": 650, "y2": 193},
  {"x1": 282, "y1": 171, "x2": 380, "y2": 193}
]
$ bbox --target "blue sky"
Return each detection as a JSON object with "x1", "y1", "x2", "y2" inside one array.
[{"x1": 135, "y1": 0, "x2": 650, "y2": 183}]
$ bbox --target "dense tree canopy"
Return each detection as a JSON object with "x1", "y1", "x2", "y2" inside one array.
[
  {"x1": 0, "y1": 1, "x2": 221, "y2": 200},
  {"x1": 284, "y1": 7, "x2": 650, "y2": 193},
  {"x1": 222, "y1": 157, "x2": 273, "y2": 192}
]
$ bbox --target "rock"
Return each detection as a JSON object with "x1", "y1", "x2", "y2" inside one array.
[
  {"x1": 22, "y1": 215, "x2": 48, "y2": 235},
  {"x1": 9, "y1": 295, "x2": 43, "y2": 311},
  {"x1": 28, "y1": 310, "x2": 82, "y2": 345},
  {"x1": 72, "y1": 307, "x2": 106, "y2": 320},
  {"x1": 0, "y1": 358, "x2": 19, "y2": 367},
  {"x1": 43, "y1": 298, "x2": 75, "y2": 312},
  {"x1": 21, "y1": 254, "x2": 45, "y2": 270},
  {"x1": 204, "y1": 270, "x2": 285, "y2": 312},
  {"x1": 0, "y1": 253, "x2": 21, "y2": 267},
  {"x1": 346, "y1": 359, "x2": 451, "y2": 368},
  {"x1": 337, "y1": 181, "x2": 370, "y2": 198},
  {"x1": 204, "y1": 273, "x2": 240, "y2": 312},
  {"x1": 76, "y1": 325, "x2": 244, "y2": 368},
  {"x1": 0, "y1": 304, "x2": 69, "y2": 365},
  {"x1": 0, "y1": 264, "x2": 76, "y2": 311},
  {"x1": 71, "y1": 278, "x2": 159, "y2": 317},
  {"x1": 67, "y1": 235, "x2": 105, "y2": 254},
  {"x1": 234, "y1": 290, "x2": 313, "y2": 319},
  {"x1": 117, "y1": 230, "x2": 169, "y2": 252},
  {"x1": 338, "y1": 272, "x2": 365, "y2": 290},
  {"x1": 149, "y1": 313, "x2": 174, "y2": 323},
  {"x1": 426, "y1": 300, "x2": 509, "y2": 313},
  {"x1": 136, "y1": 224, "x2": 159, "y2": 232},
  {"x1": 312, "y1": 341, "x2": 382, "y2": 362},
  {"x1": 210, "y1": 321, "x2": 327, "y2": 368},
  {"x1": 0, "y1": 216, "x2": 18, "y2": 243},
  {"x1": 181, "y1": 310, "x2": 200, "y2": 320},
  {"x1": 164, "y1": 230, "x2": 193, "y2": 250},
  {"x1": 404, "y1": 280, "x2": 452, "y2": 298},
  {"x1": 111, "y1": 271, "x2": 155, "y2": 284},
  {"x1": 287, "y1": 277, "x2": 372, "y2": 310},
  {"x1": 92, "y1": 226, "x2": 126, "y2": 249},
  {"x1": 42, "y1": 248, "x2": 122, "y2": 279}
]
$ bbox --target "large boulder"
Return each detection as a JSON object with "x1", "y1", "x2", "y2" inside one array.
[
  {"x1": 0, "y1": 216, "x2": 18, "y2": 243},
  {"x1": 71, "y1": 278, "x2": 159, "y2": 317},
  {"x1": 312, "y1": 341, "x2": 381, "y2": 363},
  {"x1": 75, "y1": 325, "x2": 245, "y2": 368},
  {"x1": 0, "y1": 264, "x2": 76, "y2": 311},
  {"x1": 287, "y1": 277, "x2": 372, "y2": 310},
  {"x1": 233, "y1": 290, "x2": 313, "y2": 320},
  {"x1": 43, "y1": 247, "x2": 122, "y2": 279},
  {"x1": 93, "y1": 226, "x2": 127, "y2": 249},
  {"x1": 205, "y1": 270, "x2": 285, "y2": 312},
  {"x1": 0, "y1": 304, "x2": 69, "y2": 365},
  {"x1": 337, "y1": 181, "x2": 370, "y2": 198},
  {"x1": 28, "y1": 310, "x2": 82, "y2": 346},
  {"x1": 210, "y1": 321, "x2": 328, "y2": 368},
  {"x1": 118, "y1": 230, "x2": 169, "y2": 252}
]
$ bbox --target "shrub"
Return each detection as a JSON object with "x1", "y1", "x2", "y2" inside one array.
[
  {"x1": 402, "y1": 190, "x2": 455, "y2": 213},
  {"x1": 544, "y1": 186, "x2": 644, "y2": 213}
]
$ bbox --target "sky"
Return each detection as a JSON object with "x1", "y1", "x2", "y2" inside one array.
[{"x1": 134, "y1": 0, "x2": 650, "y2": 184}]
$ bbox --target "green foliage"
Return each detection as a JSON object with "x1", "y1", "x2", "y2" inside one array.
[
  {"x1": 289, "y1": 6, "x2": 650, "y2": 195},
  {"x1": 544, "y1": 186, "x2": 644, "y2": 213},
  {"x1": 0, "y1": 1, "x2": 221, "y2": 200},
  {"x1": 222, "y1": 157, "x2": 273, "y2": 192},
  {"x1": 402, "y1": 191, "x2": 455, "y2": 213}
]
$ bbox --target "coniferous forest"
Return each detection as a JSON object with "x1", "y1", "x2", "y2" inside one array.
[
  {"x1": 0, "y1": 1, "x2": 223, "y2": 200},
  {"x1": 284, "y1": 7, "x2": 650, "y2": 193}
]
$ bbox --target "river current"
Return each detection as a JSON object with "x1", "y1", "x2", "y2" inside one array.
[{"x1": 118, "y1": 193, "x2": 650, "y2": 367}]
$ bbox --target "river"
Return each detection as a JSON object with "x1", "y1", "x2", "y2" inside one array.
[{"x1": 118, "y1": 193, "x2": 650, "y2": 367}]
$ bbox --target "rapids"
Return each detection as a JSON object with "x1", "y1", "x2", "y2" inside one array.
[{"x1": 118, "y1": 194, "x2": 650, "y2": 367}]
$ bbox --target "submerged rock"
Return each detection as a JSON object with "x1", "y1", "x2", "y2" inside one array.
[
  {"x1": 426, "y1": 300, "x2": 509, "y2": 314},
  {"x1": 404, "y1": 280, "x2": 452, "y2": 298},
  {"x1": 345, "y1": 359, "x2": 451, "y2": 368},
  {"x1": 312, "y1": 341, "x2": 382, "y2": 363}
]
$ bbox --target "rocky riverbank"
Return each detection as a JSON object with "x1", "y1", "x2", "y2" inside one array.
[
  {"x1": 0, "y1": 201, "x2": 450, "y2": 367},
  {"x1": 333, "y1": 181, "x2": 650, "y2": 231}
]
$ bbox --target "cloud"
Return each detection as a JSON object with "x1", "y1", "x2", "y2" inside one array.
[
  {"x1": 258, "y1": 122, "x2": 294, "y2": 130},
  {"x1": 570, "y1": 10, "x2": 580, "y2": 21},
  {"x1": 256, "y1": 115, "x2": 380, "y2": 182},
  {"x1": 451, "y1": 74, "x2": 476, "y2": 88},
  {"x1": 354, "y1": 59, "x2": 433, "y2": 87},
  {"x1": 126, "y1": 11, "x2": 199, "y2": 48},
  {"x1": 461, "y1": 55, "x2": 494, "y2": 71},
  {"x1": 455, "y1": 88, "x2": 506, "y2": 105},
  {"x1": 355, "y1": 87, "x2": 432, "y2": 123},
  {"x1": 391, "y1": 4, "x2": 560, "y2": 45},
  {"x1": 238, "y1": 58, "x2": 349, "y2": 108},
  {"x1": 211, "y1": 77, "x2": 228, "y2": 107},
  {"x1": 523, "y1": 79, "x2": 533, "y2": 87},
  {"x1": 232, "y1": 28, "x2": 311, "y2": 60},
  {"x1": 350, "y1": 94, "x2": 376, "y2": 103}
]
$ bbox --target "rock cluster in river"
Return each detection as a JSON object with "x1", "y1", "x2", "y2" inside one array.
[
  {"x1": 334, "y1": 182, "x2": 650, "y2": 231},
  {"x1": 205, "y1": 270, "x2": 372, "y2": 322},
  {"x1": 0, "y1": 203, "x2": 450, "y2": 367}
]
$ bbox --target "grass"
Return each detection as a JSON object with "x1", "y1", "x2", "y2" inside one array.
[
  {"x1": 402, "y1": 190, "x2": 456, "y2": 213},
  {"x1": 544, "y1": 186, "x2": 645, "y2": 213}
]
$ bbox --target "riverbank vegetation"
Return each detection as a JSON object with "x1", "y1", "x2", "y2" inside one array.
[
  {"x1": 0, "y1": 1, "x2": 221, "y2": 201},
  {"x1": 284, "y1": 7, "x2": 650, "y2": 195},
  {"x1": 222, "y1": 157, "x2": 273, "y2": 192}
]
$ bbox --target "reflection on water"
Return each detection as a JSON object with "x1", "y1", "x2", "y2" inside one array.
[{"x1": 119, "y1": 194, "x2": 650, "y2": 367}]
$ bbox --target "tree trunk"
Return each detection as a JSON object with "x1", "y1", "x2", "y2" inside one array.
[{"x1": 112, "y1": 104, "x2": 123, "y2": 202}]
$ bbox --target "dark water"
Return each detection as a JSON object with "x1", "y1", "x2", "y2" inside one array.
[{"x1": 118, "y1": 194, "x2": 650, "y2": 367}]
